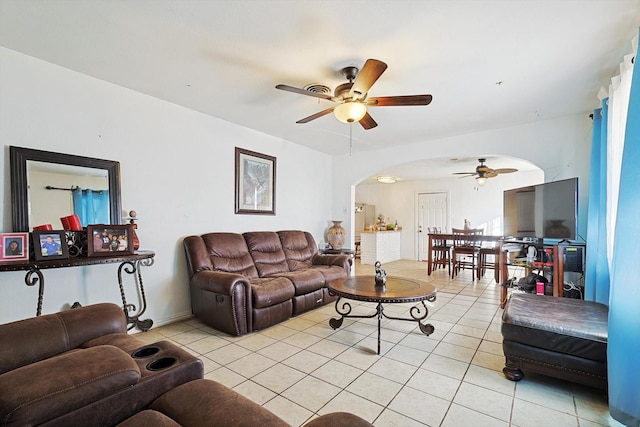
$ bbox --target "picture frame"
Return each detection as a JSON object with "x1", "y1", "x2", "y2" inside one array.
[
  {"x1": 86, "y1": 224, "x2": 135, "y2": 257},
  {"x1": 235, "y1": 147, "x2": 276, "y2": 215},
  {"x1": 0, "y1": 232, "x2": 30, "y2": 262},
  {"x1": 32, "y1": 230, "x2": 69, "y2": 261}
]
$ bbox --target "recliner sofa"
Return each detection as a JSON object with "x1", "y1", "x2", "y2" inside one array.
[
  {"x1": 0, "y1": 303, "x2": 203, "y2": 427},
  {"x1": 183, "y1": 230, "x2": 350, "y2": 336}
]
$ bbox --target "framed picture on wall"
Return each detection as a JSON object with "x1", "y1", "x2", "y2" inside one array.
[
  {"x1": 0, "y1": 232, "x2": 29, "y2": 262},
  {"x1": 235, "y1": 147, "x2": 276, "y2": 215},
  {"x1": 87, "y1": 224, "x2": 134, "y2": 256},
  {"x1": 32, "y1": 230, "x2": 69, "y2": 261}
]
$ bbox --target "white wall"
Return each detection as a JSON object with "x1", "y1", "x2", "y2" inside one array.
[
  {"x1": 0, "y1": 47, "x2": 333, "y2": 325},
  {"x1": 334, "y1": 115, "x2": 592, "y2": 251}
]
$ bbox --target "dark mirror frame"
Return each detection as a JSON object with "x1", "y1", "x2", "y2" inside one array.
[{"x1": 9, "y1": 146, "x2": 122, "y2": 232}]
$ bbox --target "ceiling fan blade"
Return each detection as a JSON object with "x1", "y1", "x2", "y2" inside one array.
[
  {"x1": 367, "y1": 94, "x2": 433, "y2": 107},
  {"x1": 359, "y1": 112, "x2": 378, "y2": 130},
  {"x1": 476, "y1": 166, "x2": 493, "y2": 173},
  {"x1": 495, "y1": 168, "x2": 518, "y2": 174},
  {"x1": 485, "y1": 172, "x2": 499, "y2": 178},
  {"x1": 276, "y1": 84, "x2": 336, "y2": 102},
  {"x1": 295, "y1": 107, "x2": 335, "y2": 124},
  {"x1": 350, "y1": 59, "x2": 387, "y2": 99},
  {"x1": 453, "y1": 172, "x2": 476, "y2": 176}
]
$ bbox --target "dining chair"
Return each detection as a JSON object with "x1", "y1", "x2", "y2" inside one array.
[
  {"x1": 477, "y1": 242, "x2": 500, "y2": 282},
  {"x1": 451, "y1": 227, "x2": 484, "y2": 280},
  {"x1": 429, "y1": 227, "x2": 451, "y2": 275}
]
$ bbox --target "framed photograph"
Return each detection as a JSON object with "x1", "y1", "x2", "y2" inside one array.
[
  {"x1": 87, "y1": 224, "x2": 135, "y2": 256},
  {"x1": 32, "y1": 230, "x2": 69, "y2": 261},
  {"x1": 235, "y1": 147, "x2": 276, "y2": 215},
  {"x1": 0, "y1": 232, "x2": 29, "y2": 262}
]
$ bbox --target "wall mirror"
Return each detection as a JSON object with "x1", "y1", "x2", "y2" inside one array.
[{"x1": 10, "y1": 146, "x2": 122, "y2": 232}]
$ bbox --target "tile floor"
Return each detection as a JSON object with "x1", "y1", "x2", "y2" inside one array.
[{"x1": 136, "y1": 260, "x2": 619, "y2": 427}]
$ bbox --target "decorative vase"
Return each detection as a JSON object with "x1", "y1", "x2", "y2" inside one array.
[{"x1": 327, "y1": 220, "x2": 346, "y2": 249}]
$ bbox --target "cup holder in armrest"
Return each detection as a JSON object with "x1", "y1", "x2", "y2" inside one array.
[
  {"x1": 146, "y1": 357, "x2": 177, "y2": 371},
  {"x1": 132, "y1": 346, "x2": 161, "y2": 358}
]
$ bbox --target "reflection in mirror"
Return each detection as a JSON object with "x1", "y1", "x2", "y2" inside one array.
[
  {"x1": 10, "y1": 146, "x2": 122, "y2": 232},
  {"x1": 27, "y1": 161, "x2": 110, "y2": 228}
]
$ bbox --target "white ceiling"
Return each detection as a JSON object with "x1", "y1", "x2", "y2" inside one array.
[{"x1": 1, "y1": 0, "x2": 639, "y2": 181}]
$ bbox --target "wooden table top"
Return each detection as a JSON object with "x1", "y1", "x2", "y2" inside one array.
[{"x1": 328, "y1": 275, "x2": 437, "y2": 304}]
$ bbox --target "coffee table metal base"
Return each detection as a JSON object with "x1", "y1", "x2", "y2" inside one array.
[{"x1": 329, "y1": 298, "x2": 435, "y2": 355}]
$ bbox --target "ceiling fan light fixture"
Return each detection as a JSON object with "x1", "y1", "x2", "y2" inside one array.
[
  {"x1": 377, "y1": 176, "x2": 396, "y2": 184},
  {"x1": 476, "y1": 176, "x2": 488, "y2": 186},
  {"x1": 333, "y1": 101, "x2": 367, "y2": 123}
]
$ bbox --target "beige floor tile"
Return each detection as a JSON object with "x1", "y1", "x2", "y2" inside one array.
[
  {"x1": 511, "y1": 398, "x2": 579, "y2": 427},
  {"x1": 388, "y1": 386, "x2": 450, "y2": 426},
  {"x1": 406, "y1": 367, "x2": 462, "y2": 401},
  {"x1": 441, "y1": 403, "x2": 509, "y2": 427},
  {"x1": 252, "y1": 363, "x2": 307, "y2": 393},
  {"x1": 433, "y1": 341, "x2": 477, "y2": 363},
  {"x1": 262, "y1": 395, "x2": 314, "y2": 427},
  {"x1": 281, "y1": 349, "x2": 330, "y2": 374},
  {"x1": 463, "y1": 364, "x2": 515, "y2": 397},
  {"x1": 234, "y1": 333, "x2": 278, "y2": 352},
  {"x1": 185, "y1": 335, "x2": 229, "y2": 354},
  {"x1": 204, "y1": 342, "x2": 251, "y2": 365},
  {"x1": 421, "y1": 353, "x2": 470, "y2": 380},
  {"x1": 232, "y1": 379, "x2": 277, "y2": 405},
  {"x1": 442, "y1": 331, "x2": 482, "y2": 349},
  {"x1": 310, "y1": 359, "x2": 364, "y2": 388},
  {"x1": 204, "y1": 366, "x2": 246, "y2": 388},
  {"x1": 318, "y1": 390, "x2": 383, "y2": 423},
  {"x1": 258, "y1": 340, "x2": 303, "y2": 362},
  {"x1": 306, "y1": 338, "x2": 350, "y2": 359},
  {"x1": 367, "y1": 355, "x2": 419, "y2": 384},
  {"x1": 346, "y1": 371, "x2": 403, "y2": 406},
  {"x1": 384, "y1": 343, "x2": 430, "y2": 367},
  {"x1": 227, "y1": 352, "x2": 278, "y2": 378},
  {"x1": 471, "y1": 350, "x2": 505, "y2": 372},
  {"x1": 453, "y1": 381, "x2": 513, "y2": 422},
  {"x1": 281, "y1": 376, "x2": 341, "y2": 412},
  {"x1": 373, "y1": 409, "x2": 429, "y2": 427}
]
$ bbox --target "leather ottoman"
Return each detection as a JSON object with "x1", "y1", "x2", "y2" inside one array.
[{"x1": 501, "y1": 293, "x2": 608, "y2": 389}]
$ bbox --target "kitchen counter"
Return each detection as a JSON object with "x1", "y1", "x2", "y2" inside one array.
[{"x1": 360, "y1": 230, "x2": 402, "y2": 264}]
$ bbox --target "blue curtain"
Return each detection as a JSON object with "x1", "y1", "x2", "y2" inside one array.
[
  {"x1": 584, "y1": 100, "x2": 610, "y2": 304},
  {"x1": 608, "y1": 34, "x2": 640, "y2": 426},
  {"x1": 72, "y1": 188, "x2": 109, "y2": 226}
]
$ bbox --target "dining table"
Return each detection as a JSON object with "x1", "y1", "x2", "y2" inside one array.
[{"x1": 426, "y1": 233, "x2": 504, "y2": 283}]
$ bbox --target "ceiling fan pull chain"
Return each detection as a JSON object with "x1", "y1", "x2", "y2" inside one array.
[{"x1": 349, "y1": 123, "x2": 353, "y2": 156}]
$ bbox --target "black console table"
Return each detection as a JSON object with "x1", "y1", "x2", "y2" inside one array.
[{"x1": 0, "y1": 250, "x2": 155, "y2": 331}]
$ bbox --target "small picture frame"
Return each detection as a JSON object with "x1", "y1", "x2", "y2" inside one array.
[
  {"x1": 87, "y1": 224, "x2": 135, "y2": 257},
  {"x1": 0, "y1": 232, "x2": 30, "y2": 262},
  {"x1": 32, "y1": 230, "x2": 69, "y2": 261}
]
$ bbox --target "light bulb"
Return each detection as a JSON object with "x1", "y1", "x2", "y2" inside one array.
[{"x1": 333, "y1": 102, "x2": 367, "y2": 123}]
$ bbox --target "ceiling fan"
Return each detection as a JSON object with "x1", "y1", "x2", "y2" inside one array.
[
  {"x1": 275, "y1": 59, "x2": 432, "y2": 130},
  {"x1": 453, "y1": 158, "x2": 518, "y2": 186}
]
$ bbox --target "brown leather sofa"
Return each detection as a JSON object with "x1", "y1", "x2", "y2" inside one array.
[
  {"x1": 0, "y1": 303, "x2": 203, "y2": 427},
  {"x1": 183, "y1": 230, "x2": 350, "y2": 336},
  {"x1": 117, "y1": 379, "x2": 374, "y2": 427}
]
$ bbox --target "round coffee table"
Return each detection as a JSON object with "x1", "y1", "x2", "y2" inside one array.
[{"x1": 327, "y1": 276, "x2": 437, "y2": 354}]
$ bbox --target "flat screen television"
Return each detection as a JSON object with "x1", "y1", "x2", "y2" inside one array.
[{"x1": 503, "y1": 177, "x2": 578, "y2": 240}]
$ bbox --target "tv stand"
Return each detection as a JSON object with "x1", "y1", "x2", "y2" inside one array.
[{"x1": 499, "y1": 242, "x2": 585, "y2": 308}]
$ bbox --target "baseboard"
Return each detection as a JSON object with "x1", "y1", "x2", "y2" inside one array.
[{"x1": 129, "y1": 310, "x2": 194, "y2": 333}]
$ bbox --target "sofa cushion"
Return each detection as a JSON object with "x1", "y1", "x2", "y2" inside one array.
[
  {"x1": 244, "y1": 232, "x2": 289, "y2": 276},
  {"x1": 117, "y1": 409, "x2": 181, "y2": 427},
  {"x1": 82, "y1": 332, "x2": 148, "y2": 354},
  {"x1": 0, "y1": 345, "x2": 140, "y2": 427},
  {"x1": 277, "y1": 230, "x2": 317, "y2": 270},
  {"x1": 200, "y1": 232, "x2": 260, "y2": 279},
  {"x1": 0, "y1": 303, "x2": 127, "y2": 375},
  {"x1": 150, "y1": 379, "x2": 290, "y2": 427},
  {"x1": 310, "y1": 264, "x2": 349, "y2": 283},
  {"x1": 271, "y1": 269, "x2": 326, "y2": 295},
  {"x1": 250, "y1": 277, "x2": 295, "y2": 309}
]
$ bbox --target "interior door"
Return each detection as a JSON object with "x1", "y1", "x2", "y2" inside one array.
[{"x1": 418, "y1": 192, "x2": 448, "y2": 261}]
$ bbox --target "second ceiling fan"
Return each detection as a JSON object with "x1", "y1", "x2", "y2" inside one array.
[
  {"x1": 453, "y1": 158, "x2": 518, "y2": 186},
  {"x1": 275, "y1": 59, "x2": 432, "y2": 130}
]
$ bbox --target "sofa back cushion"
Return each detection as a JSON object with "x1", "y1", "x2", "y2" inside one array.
[
  {"x1": 277, "y1": 230, "x2": 318, "y2": 271},
  {"x1": 0, "y1": 303, "x2": 126, "y2": 375},
  {"x1": 193, "y1": 233, "x2": 260, "y2": 279},
  {"x1": 243, "y1": 231, "x2": 290, "y2": 277}
]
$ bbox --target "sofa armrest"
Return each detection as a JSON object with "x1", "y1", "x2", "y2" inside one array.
[
  {"x1": 191, "y1": 270, "x2": 252, "y2": 296},
  {"x1": 312, "y1": 254, "x2": 351, "y2": 274},
  {"x1": 190, "y1": 271, "x2": 253, "y2": 336}
]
